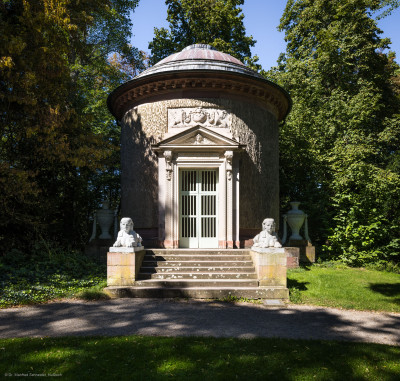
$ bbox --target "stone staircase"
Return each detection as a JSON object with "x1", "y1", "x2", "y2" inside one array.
[{"x1": 109, "y1": 249, "x2": 288, "y2": 299}]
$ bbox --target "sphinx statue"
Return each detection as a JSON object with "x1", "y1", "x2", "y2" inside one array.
[
  {"x1": 252, "y1": 218, "x2": 282, "y2": 248},
  {"x1": 113, "y1": 217, "x2": 143, "y2": 248}
]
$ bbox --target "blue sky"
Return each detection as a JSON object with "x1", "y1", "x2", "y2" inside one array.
[{"x1": 131, "y1": 0, "x2": 400, "y2": 70}]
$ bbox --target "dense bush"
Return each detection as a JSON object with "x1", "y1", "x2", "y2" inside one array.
[{"x1": 322, "y1": 202, "x2": 400, "y2": 266}]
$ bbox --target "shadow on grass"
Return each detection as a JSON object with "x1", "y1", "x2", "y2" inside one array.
[
  {"x1": 369, "y1": 283, "x2": 400, "y2": 305},
  {"x1": 1, "y1": 335, "x2": 399, "y2": 380},
  {"x1": 299, "y1": 263, "x2": 313, "y2": 270},
  {"x1": 369, "y1": 283, "x2": 400, "y2": 296},
  {"x1": 287, "y1": 278, "x2": 309, "y2": 291}
]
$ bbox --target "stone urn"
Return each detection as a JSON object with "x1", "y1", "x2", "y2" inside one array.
[
  {"x1": 286, "y1": 201, "x2": 306, "y2": 241},
  {"x1": 97, "y1": 201, "x2": 114, "y2": 239},
  {"x1": 192, "y1": 108, "x2": 207, "y2": 123}
]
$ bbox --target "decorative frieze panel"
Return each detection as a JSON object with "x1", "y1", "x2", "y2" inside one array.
[{"x1": 168, "y1": 107, "x2": 231, "y2": 129}]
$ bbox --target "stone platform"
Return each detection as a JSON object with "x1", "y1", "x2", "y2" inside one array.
[
  {"x1": 286, "y1": 239, "x2": 316, "y2": 264},
  {"x1": 105, "y1": 285, "x2": 289, "y2": 299},
  {"x1": 104, "y1": 249, "x2": 289, "y2": 300}
]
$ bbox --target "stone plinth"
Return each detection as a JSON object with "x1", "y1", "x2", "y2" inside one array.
[
  {"x1": 250, "y1": 248, "x2": 287, "y2": 287},
  {"x1": 284, "y1": 247, "x2": 300, "y2": 268},
  {"x1": 85, "y1": 239, "x2": 114, "y2": 263},
  {"x1": 287, "y1": 240, "x2": 315, "y2": 263},
  {"x1": 107, "y1": 247, "x2": 146, "y2": 286}
]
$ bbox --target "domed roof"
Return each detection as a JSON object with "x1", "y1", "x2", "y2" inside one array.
[
  {"x1": 107, "y1": 44, "x2": 291, "y2": 121},
  {"x1": 157, "y1": 44, "x2": 244, "y2": 66},
  {"x1": 136, "y1": 44, "x2": 262, "y2": 79}
]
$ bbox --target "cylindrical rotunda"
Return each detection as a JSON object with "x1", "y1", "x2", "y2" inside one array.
[{"x1": 107, "y1": 44, "x2": 291, "y2": 248}]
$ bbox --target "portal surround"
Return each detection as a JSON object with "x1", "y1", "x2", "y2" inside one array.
[{"x1": 155, "y1": 140, "x2": 240, "y2": 249}]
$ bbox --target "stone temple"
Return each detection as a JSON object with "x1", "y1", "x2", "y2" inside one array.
[{"x1": 107, "y1": 44, "x2": 291, "y2": 250}]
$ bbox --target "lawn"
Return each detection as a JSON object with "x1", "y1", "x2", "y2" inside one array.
[
  {"x1": 288, "y1": 265, "x2": 400, "y2": 312},
  {"x1": 1, "y1": 336, "x2": 399, "y2": 380}
]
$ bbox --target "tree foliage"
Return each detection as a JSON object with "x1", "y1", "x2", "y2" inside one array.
[
  {"x1": 271, "y1": 0, "x2": 400, "y2": 265},
  {"x1": 373, "y1": 0, "x2": 400, "y2": 18},
  {"x1": 149, "y1": 0, "x2": 257, "y2": 65},
  {"x1": 0, "y1": 0, "x2": 142, "y2": 251}
]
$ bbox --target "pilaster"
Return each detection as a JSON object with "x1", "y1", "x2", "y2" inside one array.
[{"x1": 225, "y1": 151, "x2": 234, "y2": 248}]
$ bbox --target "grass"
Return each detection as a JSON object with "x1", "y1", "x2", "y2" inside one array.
[
  {"x1": 288, "y1": 264, "x2": 400, "y2": 312},
  {"x1": 75, "y1": 281, "x2": 110, "y2": 301},
  {"x1": 1, "y1": 336, "x2": 399, "y2": 380},
  {"x1": 219, "y1": 295, "x2": 263, "y2": 304}
]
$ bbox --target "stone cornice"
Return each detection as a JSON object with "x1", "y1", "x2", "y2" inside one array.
[{"x1": 107, "y1": 70, "x2": 291, "y2": 122}]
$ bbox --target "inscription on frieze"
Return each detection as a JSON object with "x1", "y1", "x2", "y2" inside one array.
[{"x1": 168, "y1": 107, "x2": 231, "y2": 129}]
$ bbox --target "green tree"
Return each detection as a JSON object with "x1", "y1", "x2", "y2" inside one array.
[
  {"x1": 149, "y1": 0, "x2": 257, "y2": 65},
  {"x1": 271, "y1": 0, "x2": 400, "y2": 265},
  {"x1": 374, "y1": 0, "x2": 400, "y2": 18},
  {"x1": 0, "y1": 0, "x2": 142, "y2": 251}
]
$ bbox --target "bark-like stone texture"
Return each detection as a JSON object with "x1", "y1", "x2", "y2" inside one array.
[{"x1": 121, "y1": 96, "x2": 279, "y2": 232}]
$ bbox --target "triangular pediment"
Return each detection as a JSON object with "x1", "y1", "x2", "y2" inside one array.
[{"x1": 155, "y1": 125, "x2": 241, "y2": 148}]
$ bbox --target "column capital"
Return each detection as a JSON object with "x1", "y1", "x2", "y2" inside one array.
[
  {"x1": 163, "y1": 150, "x2": 173, "y2": 180},
  {"x1": 224, "y1": 150, "x2": 233, "y2": 180}
]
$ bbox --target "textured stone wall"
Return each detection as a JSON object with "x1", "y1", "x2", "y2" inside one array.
[{"x1": 121, "y1": 96, "x2": 279, "y2": 232}]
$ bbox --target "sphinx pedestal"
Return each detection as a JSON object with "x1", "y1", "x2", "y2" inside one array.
[
  {"x1": 250, "y1": 248, "x2": 288, "y2": 287},
  {"x1": 106, "y1": 247, "x2": 146, "y2": 286}
]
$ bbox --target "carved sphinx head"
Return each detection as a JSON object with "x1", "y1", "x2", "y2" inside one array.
[
  {"x1": 262, "y1": 218, "x2": 275, "y2": 235},
  {"x1": 120, "y1": 217, "x2": 134, "y2": 233}
]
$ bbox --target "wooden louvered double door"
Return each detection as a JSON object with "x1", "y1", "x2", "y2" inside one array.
[{"x1": 179, "y1": 169, "x2": 218, "y2": 248}]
